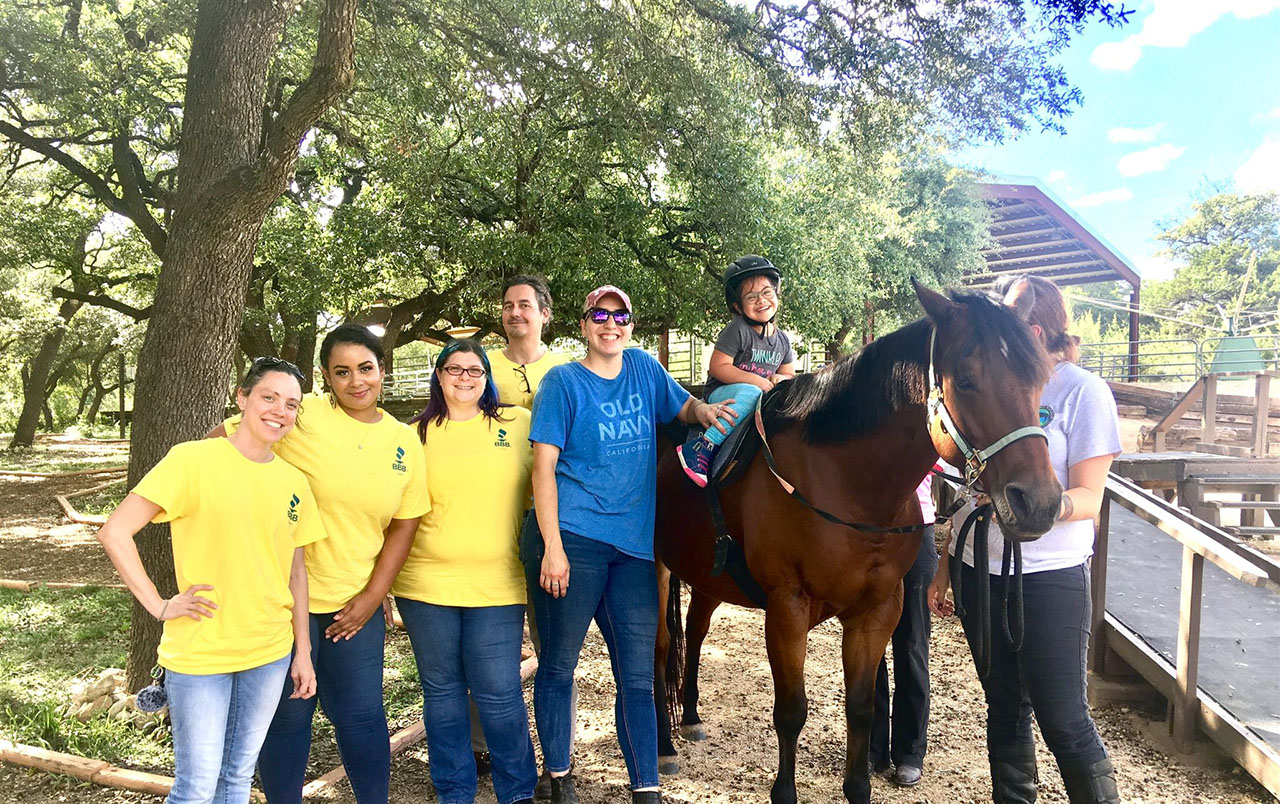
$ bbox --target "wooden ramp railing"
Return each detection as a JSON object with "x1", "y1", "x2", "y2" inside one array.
[
  {"x1": 1146, "y1": 370, "x2": 1278, "y2": 457},
  {"x1": 1092, "y1": 474, "x2": 1280, "y2": 798}
]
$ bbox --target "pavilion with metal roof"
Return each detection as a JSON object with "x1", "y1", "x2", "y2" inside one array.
[{"x1": 967, "y1": 176, "x2": 1142, "y2": 380}]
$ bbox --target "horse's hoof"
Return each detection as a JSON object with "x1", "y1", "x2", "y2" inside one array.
[
  {"x1": 679, "y1": 723, "x2": 708, "y2": 741},
  {"x1": 659, "y1": 755, "x2": 680, "y2": 775}
]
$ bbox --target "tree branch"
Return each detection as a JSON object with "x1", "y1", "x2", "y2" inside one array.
[
  {"x1": 0, "y1": 119, "x2": 168, "y2": 257},
  {"x1": 51, "y1": 287, "x2": 153, "y2": 319}
]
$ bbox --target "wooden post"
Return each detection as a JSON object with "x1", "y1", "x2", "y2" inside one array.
[
  {"x1": 1252, "y1": 372, "x2": 1271, "y2": 458},
  {"x1": 1171, "y1": 545, "x2": 1204, "y2": 750},
  {"x1": 117, "y1": 353, "x2": 126, "y2": 439},
  {"x1": 1127, "y1": 286, "x2": 1140, "y2": 382},
  {"x1": 1088, "y1": 496, "x2": 1111, "y2": 675},
  {"x1": 658, "y1": 330, "x2": 670, "y2": 369},
  {"x1": 1202, "y1": 373, "x2": 1218, "y2": 446}
]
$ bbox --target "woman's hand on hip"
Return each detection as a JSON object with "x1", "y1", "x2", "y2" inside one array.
[
  {"x1": 289, "y1": 652, "x2": 316, "y2": 699},
  {"x1": 158, "y1": 585, "x2": 218, "y2": 621},
  {"x1": 541, "y1": 543, "x2": 571, "y2": 598},
  {"x1": 325, "y1": 591, "x2": 382, "y2": 641}
]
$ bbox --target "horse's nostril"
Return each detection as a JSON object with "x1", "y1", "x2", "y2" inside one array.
[{"x1": 1005, "y1": 483, "x2": 1031, "y2": 522}]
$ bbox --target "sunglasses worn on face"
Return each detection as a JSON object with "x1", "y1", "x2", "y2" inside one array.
[
  {"x1": 583, "y1": 308, "x2": 632, "y2": 326},
  {"x1": 251, "y1": 355, "x2": 306, "y2": 384},
  {"x1": 442, "y1": 365, "x2": 487, "y2": 378}
]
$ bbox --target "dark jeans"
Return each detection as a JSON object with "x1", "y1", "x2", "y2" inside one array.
[
  {"x1": 257, "y1": 612, "x2": 389, "y2": 803},
  {"x1": 396, "y1": 598, "x2": 537, "y2": 804},
  {"x1": 522, "y1": 525, "x2": 660, "y2": 791},
  {"x1": 870, "y1": 526, "x2": 938, "y2": 770},
  {"x1": 957, "y1": 561, "x2": 1108, "y2": 769}
]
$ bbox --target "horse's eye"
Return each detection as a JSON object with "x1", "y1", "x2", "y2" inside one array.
[{"x1": 954, "y1": 376, "x2": 976, "y2": 392}]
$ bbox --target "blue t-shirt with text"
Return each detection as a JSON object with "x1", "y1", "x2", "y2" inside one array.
[{"x1": 529, "y1": 349, "x2": 690, "y2": 560}]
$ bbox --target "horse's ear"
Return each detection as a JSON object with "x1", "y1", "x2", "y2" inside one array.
[
  {"x1": 912, "y1": 277, "x2": 957, "y2": 323},
  {"x1": 1002, "y1": 278, "x2": 1037, "y2": 322}
]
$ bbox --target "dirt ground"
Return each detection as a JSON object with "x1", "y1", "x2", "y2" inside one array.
[{"x1": 0, "y1": 436, "x2": 1275, "y2": 802}]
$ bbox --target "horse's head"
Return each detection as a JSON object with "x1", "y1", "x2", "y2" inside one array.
[{"x1": 912, "y1": 278, "x2": 1062, "y2": 540}]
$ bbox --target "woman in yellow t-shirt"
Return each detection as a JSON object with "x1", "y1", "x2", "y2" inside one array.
[
  {"x1": 96, "y1": 357, "x2": 325, "y2": 803},
  {"x1": 218, "y1": 325, "x2": 430, "y2": 803},
  {"x1": 393, "y1": 338, "x2": 538, "y2": 804}
]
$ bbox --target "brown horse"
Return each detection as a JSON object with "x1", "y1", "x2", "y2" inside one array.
[{"x1": 653, "y1": 280, "x2": 1063, "y2": 803}]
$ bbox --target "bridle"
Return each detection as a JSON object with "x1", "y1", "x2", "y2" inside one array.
[{"x1": 925, "y1": 326, "x2": 1045, "y2": 492}]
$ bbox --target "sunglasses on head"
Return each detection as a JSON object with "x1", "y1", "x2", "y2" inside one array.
[
  {"x1": 251, "y1": 355, "x2": 306, "y2": 384},
  {"x1": 582, "y1": 308, "x2": 632, "y2": 326}
]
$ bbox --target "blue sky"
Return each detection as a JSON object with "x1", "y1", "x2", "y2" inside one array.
[{"x1": 957, "y1": 0, "x2": 1280, "y2": 280}]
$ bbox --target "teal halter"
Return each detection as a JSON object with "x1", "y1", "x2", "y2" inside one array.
[{"x1": 926, "y1": 327, "x2": 1046, "y2": 490}]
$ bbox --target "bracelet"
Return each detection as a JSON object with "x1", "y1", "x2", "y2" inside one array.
[
  {"x1": 1057, "y1": 491, "x2": 1074, "y2": 522},
  {"x1": 157, "y1": 599, "x2": 170, "y2": 621}
]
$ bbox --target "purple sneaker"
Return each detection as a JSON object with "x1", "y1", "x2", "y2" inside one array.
[{"x1": 677, "y1": 437, "x2": 715, "y2": 488}]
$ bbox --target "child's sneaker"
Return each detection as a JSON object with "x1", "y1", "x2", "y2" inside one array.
[{"x1": 678, "y1": 437, "x2": 715, "y2": 488}]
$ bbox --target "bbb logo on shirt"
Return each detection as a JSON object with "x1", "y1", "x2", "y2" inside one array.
[
  {"x1": 287, "y1": 494, "x2": 300, "y2": 522},
  {"x1": 494, "y1": 428, "x2": 512, "y2": 448},
  {"x1": 391, "y1": 446, "x2": 408, "y2": 473}
]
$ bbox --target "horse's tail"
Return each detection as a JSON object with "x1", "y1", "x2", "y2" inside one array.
[{"x1": 665, "y1": 570, "x2": 685, "y2": 727}]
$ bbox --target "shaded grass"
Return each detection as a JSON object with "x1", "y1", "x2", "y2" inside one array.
[
  {"x1": 0, "y1": 587, "x2": 429, "y2": 778},
  {"x1": 74, "y1": 479, "x2": 128, "y2": 517},
  {"x1": 0, "y1": 440, "x2": 129, "y2": 474},
  {"x1": 0, "y1": 586, "x2": 171, "y2": 768}
]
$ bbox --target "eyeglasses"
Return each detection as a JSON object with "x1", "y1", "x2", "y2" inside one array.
[
  {"x1": 251, "y1": 356, "x2": 306, "y2": 384},
  {"x1": 441, "y1": 365, "x2": 487, "y2": 378},
  {"x1": 582, "y1": 308, "x2": 632, "y2": 326},
  {"x1": 513, "y1": 364, "x2": 531, "y2": 394},
  {"x1": 741, "y1": 287, "x2": 778, "y2": 306}
]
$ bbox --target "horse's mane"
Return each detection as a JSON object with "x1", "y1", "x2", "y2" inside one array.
[{"x1": 764, "y1": 290, "x2": 1050, "y2": 445}]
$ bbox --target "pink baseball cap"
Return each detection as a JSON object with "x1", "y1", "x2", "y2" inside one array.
[{"x1": 582, "y1": 284, "x2": 632, "y2": 313}]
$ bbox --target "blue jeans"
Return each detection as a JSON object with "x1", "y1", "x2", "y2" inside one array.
[
  {"x1": 702, "y1": 383, "x2": 762, "y2": 447},
  {"x1": 958, "y1": 562, "x2": 1108, "y2": 769},
  {"x1": 523, "y1": 527, "x2": 659, "y2": 790},
  {"x1": 165, "y1": 654, "x2": 289, "y2": 804},
  {"x1": 257, "y1": 612, "x2": 389, "y2": 803},
  {"x1": 396, "y1": 598, "x2": 537, "y2": 804}
]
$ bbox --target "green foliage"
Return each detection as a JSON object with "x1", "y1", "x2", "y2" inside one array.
[{"x1": 1145, "y1": 192, "x2": 1280, "y2": 340}]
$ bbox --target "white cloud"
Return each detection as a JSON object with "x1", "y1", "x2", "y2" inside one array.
[
  {"x1": 1046, "y1": 170, "x2": 1067, "y2": 184},
  {"x1": 1235, "y1": 135, "x2": 1280, "y2": 194},
  {"x1": 1135, "y1": 253, "x2": 1180, "y2": 281},
  {"x1": 1108, "y1": 123, "x2": 1165, "y2": 144},
  {"x1": 1070, "y1": 188, "x2": 1134, "y2": 208},
  {"x1": 1117, "y1": 143, "x2": 1186, "y2": 177},
  {"x1": 1090, "y1": 0, "x2": 1280, "y2": 71}
]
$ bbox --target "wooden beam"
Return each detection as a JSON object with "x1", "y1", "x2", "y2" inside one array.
[
  {"x1": 1254, "y1": 373, "x2": 1271, "y2": 458},
  {"x1": 1089, "y1": 501, "x2": 1110, "y2": 674},
  {"x1": 1203, "y1": 373, "x2": 1218, "y2": 445},
  {"x1": 1171, "y1": 546, "x2": 1204, "y2": 750}
]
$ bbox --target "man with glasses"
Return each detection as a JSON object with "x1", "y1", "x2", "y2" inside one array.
[
  {"x1": 480, "y1": 275, "x2": 574, "y2": 798},
  {"x1": 489, "y1": 275, "x2": 574, "y2": 411}
]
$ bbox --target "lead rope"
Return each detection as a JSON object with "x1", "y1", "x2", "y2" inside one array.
[{"x1": 949, "y1": 502, "x2": 1025, "y2": 679}]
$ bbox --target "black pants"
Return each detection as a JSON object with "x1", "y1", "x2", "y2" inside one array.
[
  {"x1": 957, "y1": 561, "x2": 1108, "y2": 769},
  {"x1": 870, "y1": 526, "x2": 938, "y2": 769}
]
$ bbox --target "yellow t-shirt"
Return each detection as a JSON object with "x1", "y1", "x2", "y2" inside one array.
[
  {"x1": 487, "y1": 348, "x2": 573, "y2": 410},
  {"x1": 226, "y1": 394, "x2": 430, "y2": 612},
  {"x1": 392, "y1": 407, "x2": 532, "y2": 607},
  {"x1": 132, "y1": 438, "x2": 326, "y2": 675}
]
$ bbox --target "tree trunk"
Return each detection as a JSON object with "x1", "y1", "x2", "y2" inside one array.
[
  {"x1": 123, "y1": 0, "x2": 356, "y2": 690},
  {"x1": 9, "y1": 298, "x2": 81, "y2": 448}
]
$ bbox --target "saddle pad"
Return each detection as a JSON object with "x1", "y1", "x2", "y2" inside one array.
[{"x1": 708, "y1": 415, "x2": 763, "y2": 488}]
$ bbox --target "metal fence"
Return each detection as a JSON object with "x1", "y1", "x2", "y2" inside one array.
[{"x1": 1079, "y1": 335, "x2": 1280, "y2": 383}]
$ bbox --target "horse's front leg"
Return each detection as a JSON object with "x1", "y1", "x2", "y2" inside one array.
[
  {"x1": 839, "y1": 599, "x2": 900, "y2": 804},
  {"x1": 765, "y1": 594, "x2": 810, "y2": 804},
  {"x1": 680, "y1": 588, "x2": 720, "y2": 741}
]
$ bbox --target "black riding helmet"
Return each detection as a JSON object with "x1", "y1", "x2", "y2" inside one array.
[{"x1": 723, "y1": 255, "x2": 782, "y2": 314}]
